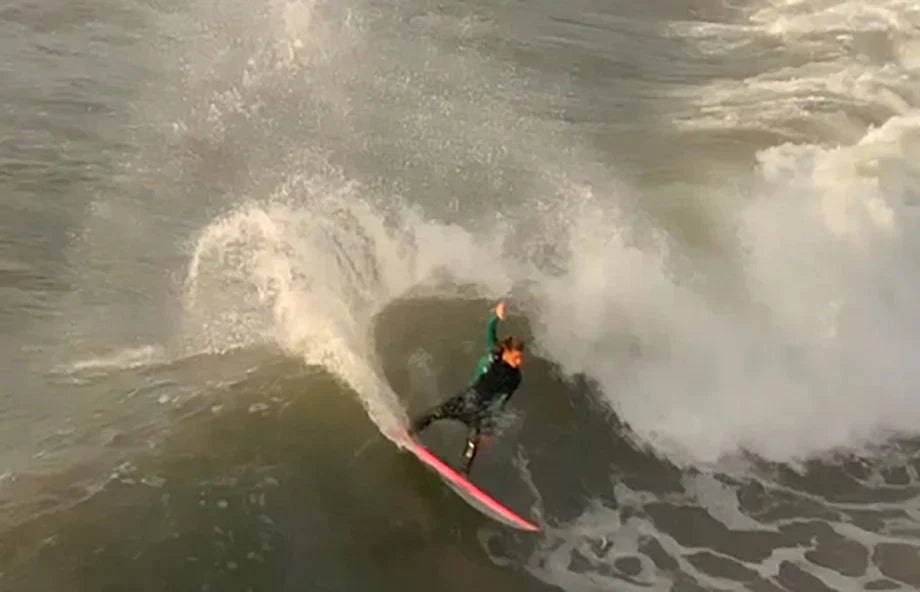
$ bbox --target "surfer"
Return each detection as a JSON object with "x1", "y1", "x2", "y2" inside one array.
[{"x1": 409, "y1": 301, "x2": 524, "y2": 476}]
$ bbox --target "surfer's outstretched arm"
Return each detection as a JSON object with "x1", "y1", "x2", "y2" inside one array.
[
  {"x1": 473, "y1": 302, "x2": 505, "y2": 381},
  {"x1": 486, "y1": 301, "x2": 504, "y2": 350}
]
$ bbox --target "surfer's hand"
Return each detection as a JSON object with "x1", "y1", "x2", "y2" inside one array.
[{"x1": 495, "y1": 301, "x2": 505, "y2": 320}]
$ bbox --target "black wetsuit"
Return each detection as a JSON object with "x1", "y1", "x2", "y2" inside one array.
[{"x1": 410, "y1": 311, "x2": 522, "y2": 475}]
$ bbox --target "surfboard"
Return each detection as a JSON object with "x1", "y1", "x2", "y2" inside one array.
[{"x1": 395, "y1": 430, "x2": 539, "y2": 532}]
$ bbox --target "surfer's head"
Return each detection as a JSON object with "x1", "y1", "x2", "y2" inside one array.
[{"x1": 499, "y1": 336, "x2": 524, "y2": 368}]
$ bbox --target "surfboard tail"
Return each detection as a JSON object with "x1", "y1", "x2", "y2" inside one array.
[{"x1": 397, "y1": 430, "x2": 540, "y2": 532}]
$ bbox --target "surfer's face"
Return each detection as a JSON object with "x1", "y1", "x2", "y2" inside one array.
[{"x1": 502, "y1": 348, "x2": 523, "y2": 368}]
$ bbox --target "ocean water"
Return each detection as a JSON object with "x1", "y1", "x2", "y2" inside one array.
[{"x1": 2, "y1": 0, "x2": 920, "y2": 590}]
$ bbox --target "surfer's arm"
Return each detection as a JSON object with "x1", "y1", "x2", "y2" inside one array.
[
  {"x1": 486, "y1": 312, "x2": 499, "y2": 350},
  {"x1": 471, "y1": 302, "x2": 505, "y2": 382},
  {"x1": 486, "y1": 301, "x2": 504, "y2": 350}
]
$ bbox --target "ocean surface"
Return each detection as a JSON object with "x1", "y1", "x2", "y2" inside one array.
[{"x1": 2, "y1": 0, "x2": 920, "y2": 590}]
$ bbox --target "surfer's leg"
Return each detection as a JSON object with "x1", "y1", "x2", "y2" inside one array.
[
  {"x1": 460, "y1": 421, "x2": 482, "y2": 476},
  {"x1": 409, "y1": 407, "x2": 441, "y2": 434},
  {"x1": 410, "y1": 392, "x2": 465, "y2": 434},
  {"x1": 409, "y1": 410, "x2": 432, "y2": 434}
]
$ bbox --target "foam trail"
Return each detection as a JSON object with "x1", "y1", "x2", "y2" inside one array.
[{"x1": 182, "y1": 170, "x2": 511, "y2": 437}]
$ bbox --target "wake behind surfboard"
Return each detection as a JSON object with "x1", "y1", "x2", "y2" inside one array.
[{"x1": 394, "y1": 430, "x2": 539, "y2": 532}]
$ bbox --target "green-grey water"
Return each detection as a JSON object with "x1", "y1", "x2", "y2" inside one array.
[{"x1": 3, "y1": 0, "x2": 920, "y2": 590}]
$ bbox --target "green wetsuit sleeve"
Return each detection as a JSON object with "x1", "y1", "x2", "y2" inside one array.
[
  {"x1": 471, "y1": 311, "x2": 500, "y2": 382},
  {"x1": 485, "y1": 311, "x2": 499, "y2": 350}
]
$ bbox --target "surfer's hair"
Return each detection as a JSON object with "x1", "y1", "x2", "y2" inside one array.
[{"x1": 499, "y1": 336, "x2": 524, "y2": 353}]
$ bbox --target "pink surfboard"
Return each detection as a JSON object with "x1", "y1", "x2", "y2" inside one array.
[{"x1": 395, "y1": 430, "x2": 540, "y2": 532}]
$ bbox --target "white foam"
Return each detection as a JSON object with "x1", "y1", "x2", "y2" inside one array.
[
  {"x1": 749, "y1": 0, "x2": 917, "y2": 37},
  {"x1": 56, "y1": 345, "x2": 166, "y2": 377},
  {"x1": 668, "y1": 0, "x2": 919, "y2": 141},
  {"x1": 524, "y1": 484, "x2": 746, "y2": 592}
]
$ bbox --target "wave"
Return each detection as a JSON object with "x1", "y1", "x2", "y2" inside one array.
[{"x1": 168, "y1": 0, "x2": 920, "y2": 469}]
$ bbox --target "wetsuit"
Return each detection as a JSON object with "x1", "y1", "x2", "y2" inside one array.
[{"x1": 409, "y1": 311, "x2": 522, "y2": 475}]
